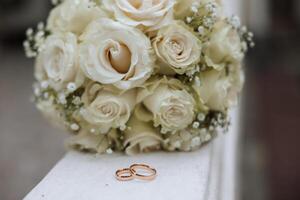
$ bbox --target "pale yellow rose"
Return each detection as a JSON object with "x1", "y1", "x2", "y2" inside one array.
[
  {"x1": 47, "y1": 0, "x2": 107, "y2": 36},
  {"x1": 68, "y1": 129, "x2": 121, "y2": 154},
  {"x1": 140, "y1": 78, "x2": 196, "y2": 132},
  {"x1": 80, "y1": 82, "x2": 137, "y2": 134},
  {"x1": 153, "y1": 22, "x2": 202, "y2": 75},
  {"x1": 79, "y1": 18, "x2": 155, "y2": 90},
  {"x1": 103, "y1": 0, "x2": 175, "y2": 31},
  {"x1": 204, "y1": 21, "x2": 243, "y2": 70},
  {"x1": 124, "y1": 116, "x2": 163, "y2": 155},
  {"x1": 194, "y1": 67, "x2": 244, "y2": 111},
  {"x1": 35, "y1": 32, "x2": 84, "y2": 91}
]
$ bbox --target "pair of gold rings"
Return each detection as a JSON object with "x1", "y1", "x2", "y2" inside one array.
[{"x1": 115, "y1": 164, "x2": 157, "y2": 181}]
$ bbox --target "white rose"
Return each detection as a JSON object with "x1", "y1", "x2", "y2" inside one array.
[
  {"x1": 124, "y1": 116, "x2": 163, "y2": 155},
  {"x1": 79, "y1": 18, "x2": 155, "y2": 90},
  {"x1": 68, "y1": 129, "x2": 122, "y2": 154},
  {"x1": 35, "y1": 32, "x2": 84, "y2": 91},
  {"x1": 103, "y1": 0, "x2": 175, "y2": 31},
  {"x1": 47, "y1": 0, "x2": 107, "y2": 36},
  {"x1": 153, "y1": 22, "x2": 201, "y2": 74},
  {"x1": 204, "y1": 21, "x2": 243, "y2": 70},
  {"x1": 141, "y1": 78, "x2": 196, "y2": 132},
  {"x1": 80, "y1": 82, "x2": 136, "y2": 134},
  {"x1": 194, "y1": 67, "x2": 244, "y2": 111}
]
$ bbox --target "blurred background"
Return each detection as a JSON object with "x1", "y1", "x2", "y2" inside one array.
[{"x1": 0, "y1": 0, "x2": 299, "y2": 199}]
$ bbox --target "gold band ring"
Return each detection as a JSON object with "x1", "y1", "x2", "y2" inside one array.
[
  {"x1": 130, "y1": 164, "x2": 157, "y2": 181},
  {"x1": 115, "y1": 168, "x2": 134, "y2": 181}
]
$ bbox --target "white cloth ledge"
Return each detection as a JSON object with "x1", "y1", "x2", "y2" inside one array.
[{"x1": 24, "y1": 109, "x2": 240, "y2": 200}]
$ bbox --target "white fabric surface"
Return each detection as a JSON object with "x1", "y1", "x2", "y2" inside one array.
[{"x1": 24, "y1": 109, "x2": 240, "y2": 200}]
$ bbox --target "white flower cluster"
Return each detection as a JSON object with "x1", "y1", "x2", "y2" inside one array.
[
  {"x1": 23, "y1": 22, "x2": 49, "y2": 58},
  {"x1": 25, "y1": 0, "x2": 252, "y2": 155}
]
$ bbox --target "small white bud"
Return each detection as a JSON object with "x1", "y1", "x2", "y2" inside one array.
[
  {"x1": 197, "y1": 113, "x2": 205, "y2": 121},
  {"x1": 192, "y1": 122, "x2": 200, "y2": 129},
  {"x1": 70, "y1": 123, "x2": 80, "y2": 131},
  {"x1": 26, "y1": 28, "x2": 33, "y2": 37},
  {"x1": 37, "y1": 22, "x2": 44, "y2": 30},
  {"x1": 204, "y1": 134, "x2": 212, "y2": 142},
  {"x1": 58, "y1": 93, "x2": 67, "y2": 105},
  {"x1": 40, "y1": 81, "x2": 49, "y2": 89},
  {"x1": 198, "y1": 26, "x2": 205, "y2": 35},
  {"x1": 90, "y1": 128, "x2": 96, "y2": 133},
  {"x1": 106, "y1": 148, "x2": 113, "y2": 154},
  {"x1": 191, "y1": 6, "x2": 198, "y2": 13},
  {"x1": 191, "y1": 137, "x2": 201, "y2": 147},
  {"x1": 120, "y1": 125, "x2": 126, "y2": 131},
  {"x1": 186, "y1": 17, "x2": 193, "y2": 23},
  {"x1": 67, "y1": 82, "x2": 77, "y2": 92}
]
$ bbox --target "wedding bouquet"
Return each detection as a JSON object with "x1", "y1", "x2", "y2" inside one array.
[{"x1": 24, "y1": 0, "x2": 253, "y2": 155}]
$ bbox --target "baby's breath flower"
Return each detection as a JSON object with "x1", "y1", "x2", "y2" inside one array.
[
  {"x1": 186, "y1": 17, "x2": 193, "y2": 24},
  {"x1": 192, "y1": 122, "x2": 200, "y2": 129},
  {"x1": 191, "y1": 137, "x2": 201, "y2": 147},
  {"x1": 43, "y1": 92, "x2": 49, "y2": 99},
  {"x1": 90, "y1": 128, "x2": 96, "y2": 134},
  {"x1": 70, "y1": 123, "x2": 80, "y2": 131},
  {"x1": 197, "y1": 113, "x2": 206, "y2": 122},
  {"x1": 23, "y1": 22, "x2": 49, "y2": 58},
  {"x1": 227, "y1": 15, "x2": 241, "y2": 29},
  {"x1": 120, "y1": 125, "x2": 127, "y2": 131},
  {"x1": 58, "y1": 93, "x2": 67, "y2": 105},
  {"x1": 106, "y1": 148, "x2": 113, "y2": 154},
  {"x1": 197, "y1": 26, "x2": 205, "y2": 35},
  {"x1": 191, "y1": 6, "x2": 198, "y2": 13},
  {"x1": 41, "y1": 80, "x2": 49, "y2": 89},
  {"x1": 67, "y1": 82, "x2": 77, "y2": 92}
]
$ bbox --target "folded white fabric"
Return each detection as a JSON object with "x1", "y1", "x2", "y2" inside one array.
[{"x1": 24, "y1": 109, "x2": 239, "y2": 200}]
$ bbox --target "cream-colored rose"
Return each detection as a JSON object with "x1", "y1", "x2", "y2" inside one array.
[
  {"x1": 79, "y1": 18, "x2": 155, "y2": 90},
  {"x1": 68, "y1": 129, "x2": 122, "y2": 154},
  {"x1": 47, "y1": 0, "x2": 107, "y2": 36},
  {"x1": 124, "y1": 116, "x2": 163, "y2": 155},
  {"x1": 194, "y1": 67, "x2": 244, "y2": 111},
  {"x1": 141, "y1": 78, "x2": 196, "y2": 132},
  {"x1": 204, "y1": 21, "x2": 243, "y2": 70},
  {"x1": 35, "y1": 32, "x2": 84, "y2": 91},
  {"x1": 103, "y1": 0, "x2": 175, "y2": 31},
  {"x1": 80, "y1": 82, "x2": 136, "y2": 134},
  {"x1": 153, "y1": 22, "x2": 201, "y2": 74}
]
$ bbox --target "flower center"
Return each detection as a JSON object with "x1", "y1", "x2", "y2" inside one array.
[
  {"x1": 168, "y1": 39, "x2": 184, "y2": 56},
  {"x1": 128, "y1": 0, "x2": 142, "y2": 9},
  {"x1": 96, "y1": 102, "x2": 120, "y2": 118},
  {"x1": 108, "y1": 44, "x2": 132, "y2": 74}
]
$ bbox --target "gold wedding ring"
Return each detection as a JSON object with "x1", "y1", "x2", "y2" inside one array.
[
  {"x1": 130, "y1": 164, "x2": 157, "y2": 181},
  {"x1": 115, "y1": 168, "x2": 134, "y2": 181}
]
